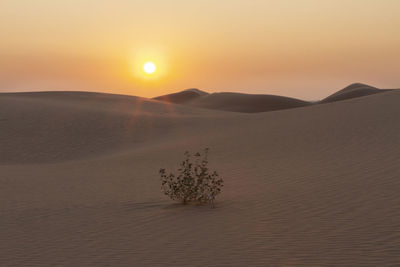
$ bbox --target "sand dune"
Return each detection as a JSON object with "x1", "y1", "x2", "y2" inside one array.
[
  {"x1": 1, "y1": 89, "x2": 400, "y2": 266},
  {"x1": 153, "y1": 88, "x2": 208, "y2": 104},
  {"x1": 0, "y1": 91, "x2": 218, "y2": 164},
  {"x1": 154, "y1": 90, "x2": 310, "y2": 113},
  {"x1": 189, "y1": 92, "x2": 310, "y2": 113},
  {"x1": 321, "y1": 83, "x2": 389, "y2": 103},
  {"x1": 154, "y1": 83, "x2": 394, "y2": 113}
]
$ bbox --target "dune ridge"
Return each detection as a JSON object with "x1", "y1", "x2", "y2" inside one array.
[
  {"x1": 321, "y1": 83, "x2": 390, "y2": 103},
  {"x1": 189, "y1": 92, "x2": 310, "y2": 113},
  {"x1": 153, "y1": 83, "x2": 395, "y2": 113},
  {"x1": 153, "y1": 88, "x2": 209, "y2": 104}
]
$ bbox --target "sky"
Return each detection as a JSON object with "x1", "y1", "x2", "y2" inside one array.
[{"x1": 1, "y1": 0, "x2": 400, "y2": 100}]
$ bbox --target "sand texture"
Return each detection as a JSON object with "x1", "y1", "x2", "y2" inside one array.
[{"x1": 1, "y1": 88, "x2": 400, "y2": 266}]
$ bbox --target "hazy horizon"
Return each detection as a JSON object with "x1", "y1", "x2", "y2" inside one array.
[{"x1": 1, "y1": 0, "x2": 400, "y2": 99}]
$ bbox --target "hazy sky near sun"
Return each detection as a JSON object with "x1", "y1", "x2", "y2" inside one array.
[{"x1": 1, "y1": 0, "x2": 400, "y2": 99}]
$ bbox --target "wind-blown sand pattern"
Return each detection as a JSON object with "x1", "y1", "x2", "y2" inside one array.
[{"x1": 1, "y1": 88, "x2": 400, "y2": 266}]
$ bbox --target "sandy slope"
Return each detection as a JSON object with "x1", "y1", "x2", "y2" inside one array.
[
  {"x1": 153, "y1": 89, "x2": 209, "y2": 104},
  {"x1": 1, "y1": 90, "x2": 400, "y2": 266},
  {"x1": 189, "y1": 92, "x2": 310, "y2": 113},
  {"x1": 321, "y1": 83, "x2": 389, "y2": 103},
  {"x1": 154, "y1": 83, "x2": 393, "y2": 113},
  {"x1": 154, "y1": 90, "x2": 310, "y2": 113}
]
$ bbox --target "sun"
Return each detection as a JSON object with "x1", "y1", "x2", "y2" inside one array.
[{"x1": 143, "y1": 61, "x2": 156, "y2": 74}]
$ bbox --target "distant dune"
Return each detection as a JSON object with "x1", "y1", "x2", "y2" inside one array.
[
  {"x1": 153, "y1": 88, "x2": 208, "y2": 104},
  {"x1": 189, "y1": 92, "x2": 310, "y2": 113},
  {"x1": 1, "y1": 86, "x2": 399, "y2": 266},
  {"x1": 154, "y1": 83, "x2": 395, "y2": 113},
  {"x1": 321, "y1": 83, "x2": 390, "y2": 103},
  {"x1": 154, "y1": 89, "x2": 310, "y2": 112}
]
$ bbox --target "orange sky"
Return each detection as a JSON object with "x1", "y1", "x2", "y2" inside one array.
[{"x1": 1, "y1": 0, "x2": 399, "y2": 99}]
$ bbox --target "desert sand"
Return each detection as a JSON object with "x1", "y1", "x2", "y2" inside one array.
[
  {"x1": 1, "y1": 85, "x2": 399, "y2": 266},
  {"x1": 154, "y1": 83, "x2": 389, "y2": 113}
]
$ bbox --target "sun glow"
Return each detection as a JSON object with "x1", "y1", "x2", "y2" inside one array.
[
  {"x1": 129, "y1": 46, "x2": 171, "y2": 92},
  {"x1": 143, "y1": 61, "x2": 156, "y2": 74}
]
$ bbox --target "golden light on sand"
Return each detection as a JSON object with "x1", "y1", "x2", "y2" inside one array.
[{"x1": 143, "y1": 61, "x2": 156, "y2": 74}]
